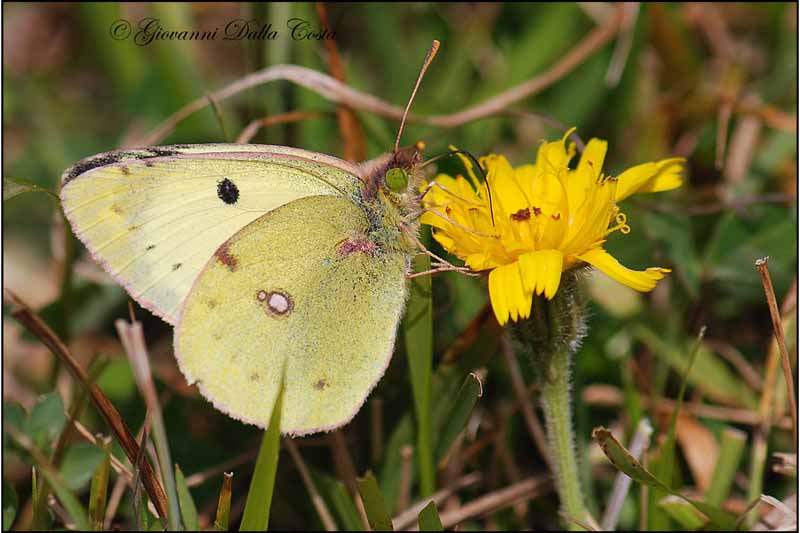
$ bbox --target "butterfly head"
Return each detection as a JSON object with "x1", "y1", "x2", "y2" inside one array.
[{"x1": 385, "y1": 140, "x2": 426, "y2": 194}]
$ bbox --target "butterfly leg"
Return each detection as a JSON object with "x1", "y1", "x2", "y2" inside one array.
[{"x1": 399, "y1": 223, "x2": 475, "y2": 278}]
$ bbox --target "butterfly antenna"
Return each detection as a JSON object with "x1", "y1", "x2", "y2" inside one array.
[{"x1": 394, "y1": 39, "x2": 440, "y2": 158}]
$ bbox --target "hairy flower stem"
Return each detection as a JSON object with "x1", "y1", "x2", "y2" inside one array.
[
  {"x1": 539, "y1": 345, "x2": 587, "y2": 530},
  {"x1": 511, "y1": 272, "x2": 588, "y2": 530}
]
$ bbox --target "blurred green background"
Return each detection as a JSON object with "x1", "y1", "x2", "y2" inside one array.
[{"x1": 3, "y1": 2, "x2": 797, "y2": 531}]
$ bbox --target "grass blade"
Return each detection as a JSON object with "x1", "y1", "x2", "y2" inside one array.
[
  {"x1": 434, "y1": 373, "x2": 482, "y2": 462},
  {"x1": 417, "y1": 501, "x2": 443, "y2": 531},
  {"x1": 240, "y1": 381, "x2": 284, "y2": 531},
  {"x1": 311, "y1": 469, "x2": 365, "y2": 531},
  {"x1": 658, "y1": 495, "x2": 708, "y2": 530},
  {"x1": 175, "y1": 464, "x2": 199, "y2": 531},
  {"x1": 214, "y1": 472, "x2": 233, "y2": 531},
  {"x1": 88, "y1": 437, "x2": 111, "y2": 530},
  {"x1": 705, "y1": 427, "x2": 747, "y2": 507},
  {"x1": 652, "y1": 326, "x2": 706, "y2": 528},
  {"x1": 404, "y1": 250, "x2": 435, "y2": 497},
  {"x1": 357, "y1": 471, "x2": 394, "y2": 531}
]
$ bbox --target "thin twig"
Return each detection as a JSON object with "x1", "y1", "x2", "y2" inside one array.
[
  {"x1": 398, "y1": 445, "x2": 415, "y2": 512},
  {"x1": 235, "y1": 110, "x2": 330, "y2": 143},
  {"x1": 755, "y1": 258, "x2": 798, "y2": 450},
  {"x1": 284, "y1": 437, "x2": 338, "y2": 531},
  {"x1": 704, "y1": 339, "x2": 764, "y2": 392},
  {"x1": 435, "y1": 475, "x2": 552, "y2": 530},
  {"x1": 582, "y1": 384, "x2": 794, "y2": 429},
  {"x1": 329, "y1": 430, "x2": 370, "y2": 530},
  {"x1": 370, "y1": 398, "x2": 384, "y2": 464},
  {"x1": 133, "y1": 12, "x2": 622, "y2": 147},
  {"x1": 184, "y1": 449, "x2": 258, "y2": 488},
  {"x1": 391, "y1": 471, "x2": 483, "y2": 530}
]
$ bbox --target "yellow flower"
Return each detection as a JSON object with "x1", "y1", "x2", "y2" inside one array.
[{"x1": 421, "y1": 130, "x2": 684, "y2": 325}]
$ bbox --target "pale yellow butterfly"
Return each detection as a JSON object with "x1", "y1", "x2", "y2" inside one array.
[{"x1": 61, "y1": 41, "x2": 444, "y2": 435}]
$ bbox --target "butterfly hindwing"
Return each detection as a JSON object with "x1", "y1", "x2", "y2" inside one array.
[
  {"x1": 60, "y1": 144, "x2": 362, "y2": 324},
  {"x1": 175, "y1": 195, "x2": 407, "y2": 435}
]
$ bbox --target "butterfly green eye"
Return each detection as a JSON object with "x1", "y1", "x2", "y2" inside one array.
[{"x1": 385, "y1": 168, "x2": 408, "y2": 193}]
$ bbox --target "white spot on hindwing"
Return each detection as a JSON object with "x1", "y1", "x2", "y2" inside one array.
[
  {"x1": 269, "y1": 293, "x2": 289, "y2": 313},
  {"x1": 256, "y1": 288, "x2": 294, "y2": 317}
]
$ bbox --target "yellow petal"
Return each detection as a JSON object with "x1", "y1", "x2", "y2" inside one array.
[
  {"x1": 488, "y1": 266, "x2": 510, "y2": 325},
  {"x1": 577, "y1": 247, "x2": 670, "y2": 292},
  {"x1": 488, "y1": 262, "x2": 531, "y2": 325},
  {"x1": 535, "y1": 128, "x2": 575, "y2": 173},
  {"x1": 615, "y1": 158, "x2": 684, "y2": 201},
  {"x1": 576, "y1": 138, "x2": 607, "y2": 179},
  {"x1": 518, "y1": 249, "x2": 564, "y2": 299}
]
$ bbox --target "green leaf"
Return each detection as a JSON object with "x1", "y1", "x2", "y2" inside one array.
[
  {"x1": 593, "y1": 428, "x2": 666, "y2": 489},
  {"x1": 2, "y1": 176, "x2": 57, "y2": 202},
  {"x1": 26, "y1": 393, "x2": 67, "y2": 449},
  {"x1": 417, "y1": 501, "x2": 444, "y2": 531},
  {"x1": 240, "y1": 381, "x2": 284, "y2": 531},
  {"x1": 593, "y1": 427, "x2": 738, "y2": 530},
  {"x1": 404, "y1": 250, "x2": 435, "y2": 497},
  {"x1": 658, "y1": 495, "x2": 708, "y2": 530},
  {"x1": 175, "y1": 464, "x2": 199, "y2": 531},
  {"x1": 434, "y1": 373, "x2": 482, "y2": 462},
  {"x1": 59, "y1": 442, "x2": 106, "y2": 490},
  {"x1": 3, "y1": 478, "x2": 17, "y2": 530},
  {"x1": 357, "y1": 471, "x2": 394, "y2": 531}
]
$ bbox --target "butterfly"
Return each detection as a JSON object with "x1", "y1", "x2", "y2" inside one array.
[{"x1": 59, "y1": 41, "x2": 457, "y2": 436}]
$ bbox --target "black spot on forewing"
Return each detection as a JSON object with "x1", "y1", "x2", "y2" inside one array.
[
  {"x1": 172, "y1": 263, "x2": 182, "y2": 271},
  {"x1": 217, "y1": 178, "x2": 239, "y2": 204},
  {"x1": 146, "y1": 244, "x2": 156, "y2": 251}
]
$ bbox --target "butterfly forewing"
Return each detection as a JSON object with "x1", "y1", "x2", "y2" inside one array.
[
  {"x1": 60, "y1": 144, "x2": 362, "y2": 324},
  {"x1": 175, "y1": 195, "x2": 407, "y2": 435}
]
